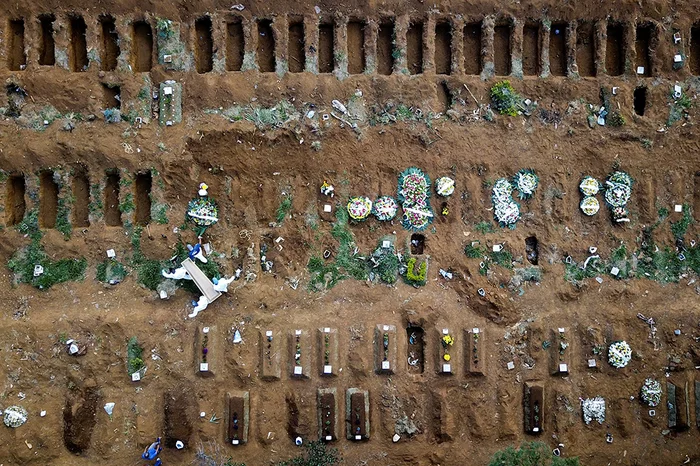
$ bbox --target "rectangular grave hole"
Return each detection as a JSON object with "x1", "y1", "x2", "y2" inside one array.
[
  {"x1": 347, "y1": 20, "x2": 365, "y2": 74},
  {"x1": 257, "y1": 19, "x2": 275, "y2": 72},
  {"x1": 576, "y1": 21, "x2": 596, "y2": 77},
  {"x1": 437, "y1": 80, "x2": 450, "y2": 112},
  {"x1": 633, "y1": 87, "x2": 647, "y2": 116},
  {"x1": 525, "y1": 236, "x2": 539, "y2": 265},
  {"x1": 319, "y1": 391, "x2": 336, "y2": 440},
  {"x1": 606, "y1": 22, "x2": 624, "y2": 76},
  {"x1": 228, "y1": 396, "x2": 245, "y2": 444},
  {"x1": 286, "y1": 394, "x2": 301, "y2": 440},
  {"x1": 100, "y1": 16, "x2": 119, "y2": 71},
  {"x1": 104, "y1": 172, "x2": 121, "y2": 226},
  {"x1": 132, "y1": 21, "x2": 153, "y2": 72},
  {"x1": 377, "y1": 21, "x2": 394, "y2": 75},
  {"x1": 135, "y1": 172, "x2": 152, "y2": 226},
  {"x1": 435, "y1": 21, "x2": 452, "y2": 75},
  {"x1": 463, "y1": 22, "x2": 481, "y2": 75},
  {"x1": 407, "y1": 326, "x2": 424, "y2": 373},
  {"x1": 318, "y1": 22, "x2": 334, "y2": 73},
  {"x1": 5, "y1": 175, "x2": 26, "y2": 226},
  {"x1": 349, "y1": 391, "x2": 368, "y2": 439},
  {"x1": 38, "y1": 15, "x2": 56, "y2": 66},
  {"x1": 195, "y1": 16, "x2": 214, "y2": 73},
  {"x1": 695, "y1": 172, "x2": 700, "y2": 222},
  {"x1": 550, "y1": 23, "x2": 567, "y2": 76},
  {"x1": 406, "y1": 20, "x2": 423, "y2": 75},
  {"x1": 522, "y1": 24, "x2": 539, "y2": 76},
  {"x1": 7, "y1": 19, "x2": 27, "y2": 71},
  {"x1": 494, "y1": 24, "x2": 511, "y2": 75},
  {"x1": 102, "y1": 83, "x2": 120, "y2": 109},
  {"x1": 226, "y1": 19, "x2": 244, "y2": 71},
  {"x1": 69, "y1": 16, "x2": 88, "y2": 72},
  {"x1": 288, "y1": 20, "x2": 305, "y2": 73},
  {"x1": 39, "y1": 171, "x2": 59, "y2": 228},
  {"x1": 635, "y1": 24, "x2": 652, "y2": 76},
  {"x1": 692, "y1": 26, "x2": 700, "y2": 75},
  {"x1": 71, "y1": 170, "x2": 90, "y2": 227},
  {"x1": 411, "y1": 233, "x2": 425, "y2": 254}
]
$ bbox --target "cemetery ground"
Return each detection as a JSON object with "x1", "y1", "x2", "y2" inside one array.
[{"x1": 1, "y1": 0, "x2": 700, "y2": 465}]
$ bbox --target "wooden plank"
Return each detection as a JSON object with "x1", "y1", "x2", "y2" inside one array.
[
  {"x1": 346, "y1": 388, "x2": 370, "y2": 440},
  {"x1": 317, "y1": 327, "x2": 339, "y2": 376},
  {"x1": 523, "y1": 382, "x2": 544, "y2": 435},
  {"x1": 181, "y1": 258, "x2": 221, "y2": 303},
  {"x1": 317, "y1": 388, "x2": 339, "y2": 441},
  {"x1": 226, "y1": 391, "x2": 249, "y2": 445}
]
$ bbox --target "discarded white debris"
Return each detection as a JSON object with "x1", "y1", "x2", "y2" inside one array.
[
  {"x1": 612, "y1": 87, "x2": 618, "y2": 95},
  {"x1": 68, "y1": 343, "x2": 80, "y2": 355},
  {"x1": 323, "y1": 204, "x2": 332, "y2": 213},
  {"x1": 203, "y1": 243, "x2": 212, "y2": 254},
  {"x1": 104, "y1": 403, "x2": 115, "y2": 416},
  {"x1": 439, "y1": 269, "x2": 453, "y2": 280},
  {"x1": 392, "y1": 434, "x2": 401, "y2": 443},
  {"x1": 477, "y1": 288, "x2": 486, "y2": 297},
  {"x1": 332, "y1": 100, "x2": 347, "y2": 114},
  {"x1": 230, "y1": 4, "x2": 245, "y2": 10},
  {"x1": 314, "y1": 5, "x2": 321, "y2": 14},
  {"x1": 588, "y1": 359, "x2": 597, "y2": 368},
  {"x1": 581, "y1": 397, "x2": 606, "y2": 424},
  {"x1": 492, "y1": 244, "x2": 503, "y2": 252},
  {"x1": 176, "y1": 440, "x2": 185, "y2": 449},
  {"x1": 674, "y1": 329, "x2": 681, "y2": 336},
  {"x1": 589, "y1": 247, "x2": 598, "y2": 254},
  {"x1": 40, "y1": 410, "x2": 46, "y2": 417},
  {"x1": 200, "y1": 411, "x2": 206, "y2": 418},
  {"x1": 233, "y1": 329, "x2": 243, "y2": 343},
  {"x1": 506, "y1": 361, "x2": 515, "y2": 370},
  {"x1": 595, "y1": 277, "x2": 603, "y2": 284},
  {"x1": 674, "y1": 32, "x2": 682, "y2": 43},
  {"x1": 674, "y1": 84, "x2": 682, "y2": 99}
]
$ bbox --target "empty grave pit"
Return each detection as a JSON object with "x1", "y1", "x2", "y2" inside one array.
[
  {"x1": 164, "y1": 384, "x2": 196, "y2": 448},
  {"x1": 196, "y1": 325, "x2": 216, "y2": 376},
  {"x1": 38, "y1": 14, "x2": 56, "y2": 66},
  {"x1": 549, "y1": 328, "x2": 571, "y2": 375},
  {"x1": 260, "y1": 329, "x2": 281, "y2": 380},
  {"x1": 434, "y1": 21, "x2": 452, "y2": 75},
  {"x1": 318, "y1": 327, "x2": 339, "y2": 376},
  {"x1": 465, "y1": 327, "x2": 485, "y2": 375},
  {"x1": 523, "y1": 381, "x2": 544, "y2": 435},
  {"x1": 287, "y1": 20, "x2": 305, "y2": 73},
  {"x1": 410, "y1": 233, "x2": 425, "y2": 254},
  {"x1": 525, "y1": 236, "x2": 539, "y2": 265},
  {"x1": 71, "y1": 169, "x2": 90, "y2": 227},
  {"x1": 39, "y1": 171, "x2": 59, "y2": 229},
  {"x1": 7, "y1": 19, "x2": 27, "y2": 71},
  {"x1": 377, "y1": 21, "x2": 394, "y2": 75},
  {"x1": 346, "y1": 388, "x2": 370, "y2": 440},
  {"x1": 694, "y1": 172, "x2": 700, "y2": 222},
  {"x1": 576, "y1": 21, "x2": 596, "y2": 77},
  {"x1": 289, "y1": 329, "x2": 311, "y2": 378},
  {"x1": 549, "y1": 23, "x2": 567, "y2": 76},
  {"x1": 69, "y1": 16, "x2": 88, "y2": 72},
  {"x1": 134, "y1": 171, "x2": 152, "y2": 226},
  {"x1": 667, "y1": 381, "x2": 690, "y2": 431},
  {"x1": 226, "y1": 19, "x2": 245, "y2": 71},
  {"x1": 375, "y1": 324, "x2": 397, "y2": 374},
  {"x1": 347, "y1": 20, "x2": 366, "y2": 74},
  {"x1": 195, "y1": 16, "x2": 214, "y2": 73},
  {"x1": 494, "y1": 24, "x2": 512, "y2": 75},
  {"x1": 104, "y1": 171, "x2": 122, "y2": 226},
  {"x1": 633, "y1": 86, "x2": 647, "y2": 116},
  {"x1": 406, "y1": 20, "x2": 423, "y2": 75},
  {"x1": 695, "y1": 380, "x2": 700, "y2": 428},
  {"x1": 463, "y1": 22, "x2": 481, "y2": 75},
  {"x1": 522, "y1": 24, "x2": 540, "y2": 76},
  {"x1": 63, "y1": 384, "x2": 99, "y2": 454},
  {"x1": 256, "y1": 19, "x2": 275, "y2": 72},
  {"x1": 318, "y1": 388, "x2": 339, "y2": 441},
  {"x1": 100, "y1": 16, "x2": 120, "y2": 71},
  {"x1": 406, "y1": 325, "x2": 425, "y2": 374},
  {"x1": 692, "y1": 26, "x2": 700, "y2": 76},
  {"x1": 132, "y1": 20, "x2": 154, "y2": 72},
  {"x1": 605, "y1": 22, "x2": 624, "y2": 76},
  {"x1": 635, "y1": 23, "x2": 653, "y2": 77},
  {"x1": 102, "y1": 83, "x2": 120, "y2": 109},
  {"x1": 5, "y1": 174, "x2": 26, "y2": 226},
  {"x1": 318, "y1": 22, "x2": 334, "y2": 73},
  {"x1": 438, "y1": 327, "x2": 457, "y2": 374},
  {"x1": 227, "y1": 391, "x2": 249, "y2": 445}
]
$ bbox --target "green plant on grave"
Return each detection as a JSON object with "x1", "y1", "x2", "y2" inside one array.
[
  {"x1": 126, "y1": 336, "x2": 145, "y2": 374},
  {"x1": 404, "y1": 257, "x2": 427, "y2": 286},
  {"x1": 607, "y1": 111, "x2": 625, "y2": 127},
  {"x1": 670, "y1": 203, "x2": 692, "y2": 240},
  {"x1": 275, "y1": 196, "x2": 293, "y2": 224},
  {"x1": 464, "y1": 243, "x2": 484, "y2": 259},
  {"x1": 488, "y1": 441, "x2": 579, "y2": 466},
  {"x1": 275, "y1": 440, "x2": 341, "y2": 466},
  {"x1": 474, "y1": 220, "x2": 495, "y2": 234},
  {"x1": 490, "y1": 80, "x2": 521, "y2": 116},
  {"x1": 96, "y1": 259, "x2": 129, "y2": 283}
]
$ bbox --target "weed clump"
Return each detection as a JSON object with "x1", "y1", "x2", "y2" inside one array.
[{"x1": 490, "y1": 81, "x2": 521, "y2": 116}]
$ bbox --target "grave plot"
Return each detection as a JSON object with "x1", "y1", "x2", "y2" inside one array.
[
  {"x1": 38, "y1": 14, "x2": 56, "y2": 66},
  {"x1": 226, "y1": 18, "x2": 245, "y2": 71},
  {"x1": 549, "y1": 23, "x2": 567, "y2": 76},
  {"x1": 289, "y1": 329, "x2": 311, "y2": 378},
  {"x1": 132, "y1": 21, "x2": 153, "y2": 72},
  {"x1": 522, "y1": 24, "x2": 539, "y2": 76},
  {"x1": 375, "y1": 324, "x2": 397, "y2": 374},
  {"x1": 438, "y1": 327, "x2": 456, "y2": 375},
  {"x1": 159, "y1": 81, "x2": 182, "y2": 126},
  {"x1": 63, "y1": 383, "x2": 99, "y2": 454},
  {"x1": 318, "y1": 388, "x2": 339, "y2": 441},
  {"x1": 7, "y1": 19, "x2": 27, "y2": 71},
  {"x1": 260, "y1": 329, "x2": 281, "y2": 380},
  {"x1": 288, "y1": 19, "x2": 305, "y2": 73},
  {"x1": 100, "y1": 16, "x2": 120, "y2": 71},
  {"x1": 696, "y1": 380, "x2": 700, "y2": 428},
  {"x1": 633, "y1": 86, "x2": 647, "y2": 116},
  {"x1": 406, "y1": 20, "x2": 423, "y2": 75},
  {"x1": 195, "y1": 16, "x2": 214, "y2": 74},
  {"x1": 69, "y1": 16, "x2": 88, "y2": 72},
  {"x1": 5, "y1": 174, "x2": 26, "y2": 226},
  {"x1": 347, "y1": 20, "x2": 365, "y2": 74},
  {"x1": 635, "y1": 23, "x2": 653, "y2": 77},
  {"x1": 523, "y1": 381, "x2": 544, "y2": 435},
  {"x1": 71, "y1": 170, "x2": 90, "y2": 227},
  {"x1": 605, "y1": 22, "x2": 624, "y2": 76},
  {"x1": 134, "y1": 172, "x2": 152, "y2": 225},
  {"x1": 195, "y1": 325, "x2": 216, "y2": 377},
  {"x1": 257, "y1": 19, "x2": 275, "y2": 72},
  {"x1": 377, "y1": 21, "x2": 394, "y2": 75},
  {"x1": 104, "y1": 171, "x2": 122, "y2": 226},
  {"x1": 435, "y1": 20, "x2": 452, "y2": 75},
  {"x1": 163, "y1": 384, "x2": 196, "y2": 448},
  {"x1": 692, "y1": 26, "x2": 700, "y2": 75},
  {"x1": 549, "y1": 328, "x2": 571, "y2": 376},
  {"x1": 318, "y1": 22, "x2": 334, "y2": 73},
  {"x1": 39, "y1": 171, "x2": 59, "y2": 229},
  {"x1": 463, "y1": 22, "x2": 481, "y2": 75},
  {"x1": 318, "y1": 327, "x2": 339, "y2": 376},
  {"x1": 667, "y1": 381, "x2": 690, "y2": 431},
  {"x1": 429, "y1": 390, "x2": 455, "y2": 442},
  {"x1": 494, "y1": 24, "x2": 512, "y2": 75},
  {"x1": 580, "y1": 326, "x2": 605, "y2": 371},
  {"x1": 465, "y1": 328, "x2": 485, "y2": 375},
  {"x1": 576, "y1": 21, "x2": 596, "y2": 77},
  {"x1": 346, "y1": 388, "x2": 370, "y2": 440},
  {"x1": 227, "y1": 391, "x2": 249, "y2": 445},
  {"x1": 406, "y1": 326, "x2": 425, "y2": 374}
]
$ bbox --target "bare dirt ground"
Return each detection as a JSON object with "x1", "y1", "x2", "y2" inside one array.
[{"x1": 1, "y1": 1, "x2": 700, "y2": 465}]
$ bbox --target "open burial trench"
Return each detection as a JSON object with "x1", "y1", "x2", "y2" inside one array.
[
  {"x1": 163, "y1": 383, "x2": 196, "y2": 448},
  {"x1": 63, "y1": 381, "x2": 100, "y2": 454}
]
